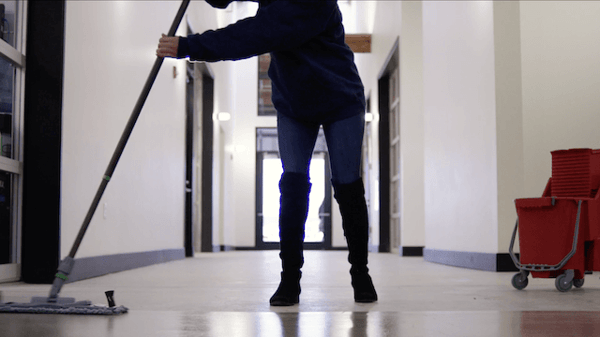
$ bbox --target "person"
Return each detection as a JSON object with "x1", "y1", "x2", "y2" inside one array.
[{"x1": 157, "y1": 0, "x2": 377, "y2": 306}]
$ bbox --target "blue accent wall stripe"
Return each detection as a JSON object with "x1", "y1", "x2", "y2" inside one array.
[
  {"x1": 424, "y1": 248, "x2": 519, "y2": 272},
  {"x1": 67, "y1": 249, "x2": 185, "y2": 283}
]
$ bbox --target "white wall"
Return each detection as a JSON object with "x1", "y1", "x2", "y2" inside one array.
[
  {"x1": 61, "y1": 1, "x2": 220, "y2": 259},
  {"x1": 422, "y1": 1, "x2": 499, "y2": 254},
  {"x1": 493, "y1": 2, "x2": 524, "y2": 254},
  {"x1": 356, "y1": 1, "x2": 600, "y2": 259},
  {"x1": 337, "y1": 0, "x2": 380, "y2": 249},
  {"x1": 191, "y1": 0, "x2": 600, "y2": 258},
  {"x1": 399, "y1": 2, "x2": 425, "y2": 251},
  {"x1": 212, "y1": 2, "x2": 269, "y2": 248},
  {"x1": 200, "y1": 1, "x2": 276, "y2": 248},
  {"x1": 520, "y1": 1, "x2": 600, "y2": 198},
  {"x1": 355, "y1": 1, "x2": 426, "y2": 252},
  {"x1": 62, "y1": 0, "x2": 600, "y2": 260},
  {"x1": 355, "y1": 0, "x2": 402, "y2": 251},
  {"x1": 211, "y1": 60, "x2": 237, "y2": 249}
]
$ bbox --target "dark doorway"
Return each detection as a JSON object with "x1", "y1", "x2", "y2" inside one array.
[
  {"x1": 378, "y1": 38, "x2": 399, "y2": 253},
  {"x1": 22, "y1": 0, "x2": 66, "y2": 283},
  {"x1": 184, "y1": 61, "x2": 214, "y2": 256},
  {"x1": 184, "y1": 63, "x2": 194, "y2": 257}
]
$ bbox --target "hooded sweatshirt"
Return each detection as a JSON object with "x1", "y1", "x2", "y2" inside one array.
[{"x1": 178, "y1": 0, "x2": 365, "y2": 124}]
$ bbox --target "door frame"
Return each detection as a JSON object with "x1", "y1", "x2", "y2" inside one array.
[
  {"x1": 184, "y1": 61, "x2": 214, "y2": 256},
  {"x1": 377, "y1": 37, "x2": 399, "y2": 253},
  {"x1": 21, "y1": 0, "x2": 63, "y2": 284},
  {"x1": 184, "y1": 62, "x2": 194, "y2": 257},
  {"x1": 255, "y1": 128, "x2": 333, "y2": 250}
]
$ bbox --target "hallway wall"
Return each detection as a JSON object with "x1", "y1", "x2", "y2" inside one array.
[
  {"x1": 356, "y1": 1, "x2": 600, "y2": 271},
  {"x1": 520, "y1": 1, "x2": 600, "y2": 197},
  {"x1": 61, "y1": 1, "x2": 220, "y2": 262},
  {"x1": 57, "y1": 0, "x2": 600, "y2": 277},
  {"x1": 493, "y1": 2, "x2": 524, "y2": 256},
  {"x1": 397, "y1": 2, "x2": 425, "y2": 253},
  {"x1": 204, "y1": 2, "x2": 274, "y2": 249},
  {"x1": 422, "y1": 1, "x2": 499, "y2": 255},
  {"x1": 494, "y1": 1, "x2": 600, "y2": 257},
  {"x1": 355, "y1": 1, "x2": 426, "y2": 253},
  {"x1": 354, "y1": 0, "x2": 400, "y2": 252}
]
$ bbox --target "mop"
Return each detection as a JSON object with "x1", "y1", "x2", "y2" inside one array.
[{"x1": 0, "y1": 0, "x2": 190, "y2": 315}]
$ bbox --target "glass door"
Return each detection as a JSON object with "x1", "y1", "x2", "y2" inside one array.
[
  {"x1": 256, "y1": 128, "x2": 332, "y2": 249},
  {"x1": 259, "y1": 152, "x2": 283, "y2": 243},
  {"x1": 0, "y1": 0, "x2": 26, "y2": 283}
]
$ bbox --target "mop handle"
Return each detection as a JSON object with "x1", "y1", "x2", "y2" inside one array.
[{"x1": 68, "y1": 0, "x2": 191, "y2": 258}]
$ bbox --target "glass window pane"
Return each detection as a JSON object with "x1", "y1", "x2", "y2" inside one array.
[
  {"x1": 262, "y1": 156, "x2": 283, "y2": 243},
  {"x1": 305, "y1": 157, "x2": 325, "y2": 243},
  {"x1": 389, "y1": 71, "x2": 398, "y2": 103},
  {"x1": 396, "y1": 142, "x2": 401, "y2": 176},
  {"x1": 0, "y1": 171, "x2": 13, "y2": 264},
  {"x1": 394, "y1": 216, "x2": 401, "y2": 247},
  {"x1": 391, "y1": 143, "x2": 399, "y2": 177},
  {"x1": 0, "y1": 55, "x2": 13, "y2": 159},
  {"x1": 259, "y1": 53, "x2": 270, "y2": 73},
  {"x1": 257, "y1": 128, "x2": 279, "y2": 153},
  {"x1": 258, "y1": 54, "x2": 276, "y2": 116},
  {"x1": 389, "y1": 107, "x2": 396, "y2": 139},
  {"x1": 0, "y1": 1, "x2": 19, "y2": 49},
  {"x1": 391, "y1": 180, "x2": 399, "y2": 214},
  {"x1": 261, "y1": 155, "x2": 326, "y2": 244}
]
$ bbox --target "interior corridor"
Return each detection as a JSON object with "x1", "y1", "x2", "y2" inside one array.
[{"x1": 1, "y1": 251, "x2": 599, "y2": 336}]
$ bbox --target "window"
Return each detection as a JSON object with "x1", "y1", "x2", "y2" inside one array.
[
  {"x1": 258, "y1": 54, "x2": 276, "y2": 116},
  {"x1": 0, "y1": 0, "x2": 26, "y2": 282}
]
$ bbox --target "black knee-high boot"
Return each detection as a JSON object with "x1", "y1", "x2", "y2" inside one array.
[
  {"x1": 270, "y1": 172, "x2": 311, "y2": 306},
  {"x1": 333, "y1": 178, "x2": 378, "y2": 303}
]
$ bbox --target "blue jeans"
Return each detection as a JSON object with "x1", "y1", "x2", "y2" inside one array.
[{"x1": 277, "y1": 112, "x2": 365, "y2": 185}]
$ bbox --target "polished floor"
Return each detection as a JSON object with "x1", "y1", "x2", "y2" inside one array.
[{"x1": 1, "y1": 250, "x2": 600, "y2": 336}]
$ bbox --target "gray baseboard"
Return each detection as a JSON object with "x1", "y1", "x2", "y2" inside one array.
[
  {"x1": 67, "y1": 248, "x2": 185, "y2": 283},
  {"x1": 401, "y1": 246, "x2": 424, "y2": 257},
  {"x1": 213, "y1": 245, "x2": 235, "y2": 252},
  {"x1": 424, "y1": 248, "x2": 519, "y2": 272}
]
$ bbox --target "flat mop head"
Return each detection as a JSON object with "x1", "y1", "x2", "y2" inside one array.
[
  {"x1": 0, "y1": 296, "x2": 128, "y2": 315},
  {"x1": 0, "y1": 258, "x2": 127, "y2": 315}
]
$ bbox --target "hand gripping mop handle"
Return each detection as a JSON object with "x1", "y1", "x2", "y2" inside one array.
[{"x1": 49, "y1": 0, "x2": 191, "y2": 300}]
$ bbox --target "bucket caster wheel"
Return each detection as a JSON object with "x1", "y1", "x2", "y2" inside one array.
[
  {"x1": 573, "y1": 279, "x2": 584, "y2": 288},
  {"x1": 512, "y1": 272, "x2": 529, "y2": 290},
  {"x1": 555, "y1": 273, "x2": 574, "y2": 292}
]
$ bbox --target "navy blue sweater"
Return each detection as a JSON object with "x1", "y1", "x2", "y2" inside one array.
[{"x1": 178, "y1": 0, "x2": 365, "y2": 124}]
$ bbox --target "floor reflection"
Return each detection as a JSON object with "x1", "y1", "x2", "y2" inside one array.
[
  {"x1": 1, "y1": 311, "x2": 600, "y2": 337},
  {"x1": 520, "y1": 312, "x2": 600, "y2": 337},
  {"x1": 181, "y1": 311, "x2": 600, "y2": 337}
]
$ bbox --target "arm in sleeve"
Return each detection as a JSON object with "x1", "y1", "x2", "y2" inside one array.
[
  {"x1": 205, "y1": 0, "x2": 259, "y2": 9},
  {"x1": 179, "y1": 0, "x2": 337, "y2": 62},
  {"x1": 205, "y1": 0, "x2": 233, "y2": 8}
]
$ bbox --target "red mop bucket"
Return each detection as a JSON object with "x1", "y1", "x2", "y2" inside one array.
[
  {"x1": 510, "y1": 196, "x2": 587, "y2": 292},
  {"x1": 552, "y1": 148, "x2": 600, "y2": 242},
  {"x1": 509, "y1": 148, "x2": 600, "y2": 292},
  {"x1": 518, "y1": 198, "x2": 585, "y2": 271},
  {"x1": 551, "y1": 148, "x2": 600, "y2": 198}
]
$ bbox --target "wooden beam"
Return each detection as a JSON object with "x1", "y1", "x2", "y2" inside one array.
[{"x1": 345, "y1": 34, "x2": 371, "y2": 53}]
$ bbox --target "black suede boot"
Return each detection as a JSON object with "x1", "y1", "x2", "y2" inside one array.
[
  {"x1": 334, "y1": 178, "x2": 378, "y2": 303},
  {"x1": 270, "y1": 172, "x2": 311, "y2": 306}
]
